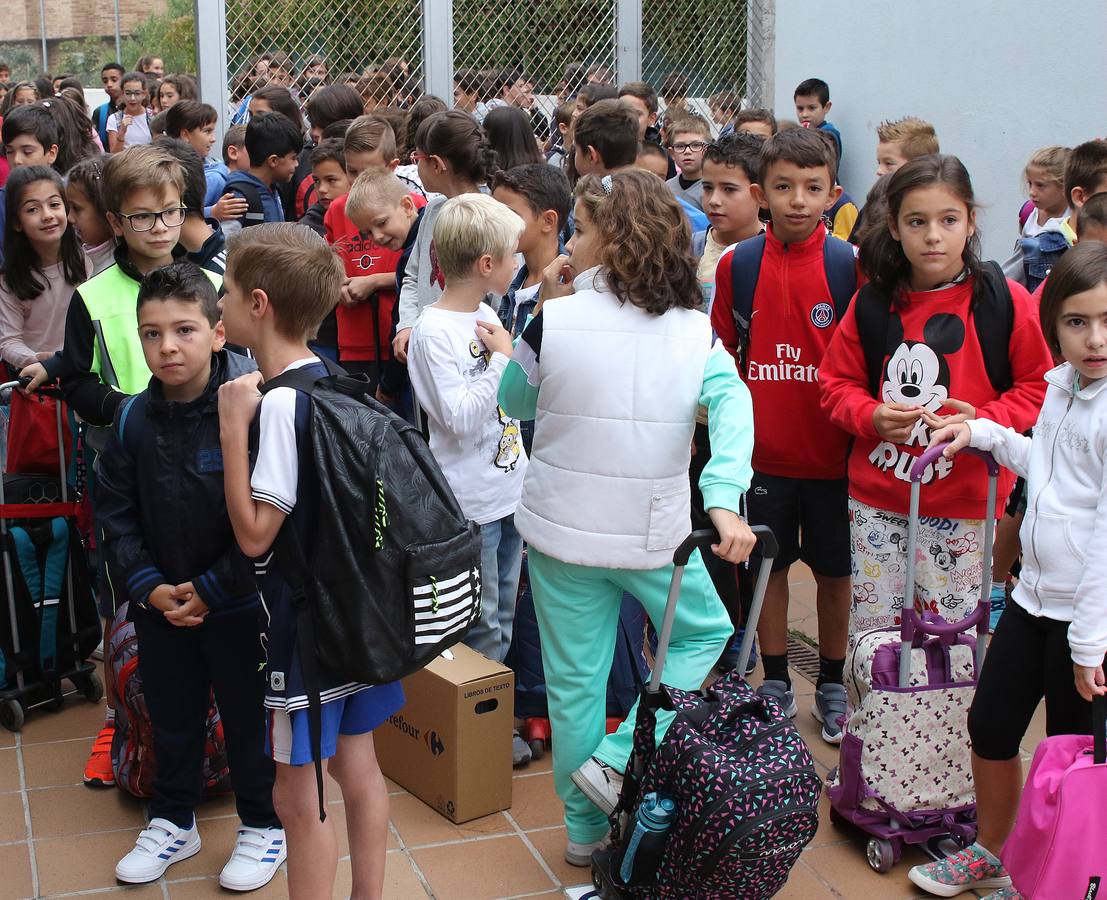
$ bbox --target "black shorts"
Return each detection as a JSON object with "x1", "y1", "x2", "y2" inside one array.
[{"x1": 744, "y1": 472, "x2": 851, "y2": 578}]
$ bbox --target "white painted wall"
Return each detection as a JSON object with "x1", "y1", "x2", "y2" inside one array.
[{"x1": 772, "y1": 0, "x2": 1107, "y2": 260}]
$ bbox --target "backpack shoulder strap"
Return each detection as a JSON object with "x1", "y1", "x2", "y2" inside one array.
[
  {"x1": 822, "y1": 235, "x2": 859, "y2": 318},
  {"x1": 691, "y1": 229, "x2": 708, "y2": 258},
  {"x1": 973, "y1": 262, "x2": 1014, "y2": 393},
  {"x1": 728, "y1": 233, "x2": 767, "y2": 361},
  {"x1": 228, "y1": 180, "x2": 266, "y2": 227},
  {"x1": 259, "y1": 357, "x2": 344, "y2": 396},
  {"x1": 115, "y1": 394, "x2": 144, "y2": 452},
  {"x1": 854, "y1": 283, "x2": 894, "y2": 399}
]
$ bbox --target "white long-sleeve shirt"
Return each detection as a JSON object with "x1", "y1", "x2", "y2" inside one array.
[
  {"x1": 968, "y1": 362, "x2": 1107, "y2": 667},
  {"x1": 407, "y1": 302, "x2": 527, "y2": 525}
]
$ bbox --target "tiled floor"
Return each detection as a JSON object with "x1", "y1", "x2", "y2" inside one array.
[{"x1": 0, "y1": 566, "x2": 1044, "y2": 899}]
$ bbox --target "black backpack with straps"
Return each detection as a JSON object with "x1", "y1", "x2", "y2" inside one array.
[
  {"x1": 226, "y1": 179, "x2": 268, "y2": 228},
  {"x1": 260, "y1": 358, "x2": 482, "y2": 819},
  {"x1": 854, "y1": 260, "x2": 1014, "y2": 398},
  {"x1": 728, "y1": 232, "x2": 858, "y2": 371}
]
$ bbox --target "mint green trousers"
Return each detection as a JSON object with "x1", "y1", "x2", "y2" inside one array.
[{"x1": 526, "y1": 547, "x2": 732, "y2": 843}]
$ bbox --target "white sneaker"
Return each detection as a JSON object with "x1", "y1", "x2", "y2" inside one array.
[
  {"x1": 570, "y1": 756, "x2": 623, "y2": 816},
  {"x1": 115, "y1": 817, "x2": 201, "y2": 883},
  {"x1": 564, "y1": 833, "x2": 611, "y2": 867},
  {"x1": 219, "y1": 825, "x2": 287, "y2": 891}
]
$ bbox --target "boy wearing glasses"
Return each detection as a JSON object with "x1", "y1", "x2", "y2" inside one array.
[
  {"x1": 21, "y1": 145, "x2": 228, "y2": 796},
  {"x1": 665, "y1": 114, "x2": 712, "y2": 211}
]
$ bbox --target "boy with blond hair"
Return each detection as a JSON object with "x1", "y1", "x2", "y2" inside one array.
[
  {"x1": 875, "y1": 116, "x2": 939, "y2": 176},
  {"x1": 407, "y1": 194, "x2": 527, "y2": 665},
  {"x1": 218, "y1": 224, "x2": 403, "y2": 899}
]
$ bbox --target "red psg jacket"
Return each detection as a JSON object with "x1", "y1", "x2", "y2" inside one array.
[
  {"x1": 819, "y1": 276, "x2": 1052, "y2": 519},
  {"x1": 711, "y1": 223, "x2": 857, "y2": 479},
  {"x1": 324, "y1": 193, "x2": 426, "y2": 362}
]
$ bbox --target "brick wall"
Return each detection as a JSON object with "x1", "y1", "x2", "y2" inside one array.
[{"x1": 6, "y1": 0, "x2": 168, "y2": 42}]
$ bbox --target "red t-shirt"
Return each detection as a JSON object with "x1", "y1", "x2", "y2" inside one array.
[
  {"x1": 711, "y1": 224, "x2": 857, "y2": 480},
  {"x1": 324, "y1": 193, "x2": 425, "y2": 361},
  {"x1": 819, "y1": 277, "x2": 1053, "y2": 518}
]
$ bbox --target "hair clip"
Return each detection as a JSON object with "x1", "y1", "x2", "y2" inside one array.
[{"x1": 601, "y1": 174, "x2": 614, "y2": 195}]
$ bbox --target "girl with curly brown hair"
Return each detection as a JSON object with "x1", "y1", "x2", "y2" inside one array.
[{"x1": 496, "y1": 169, "x2": 757, "y2": 866}]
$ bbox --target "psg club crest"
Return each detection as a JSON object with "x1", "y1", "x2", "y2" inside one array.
[{"x1": 810, "y1": 302, "x2": 835, "y2": 329}]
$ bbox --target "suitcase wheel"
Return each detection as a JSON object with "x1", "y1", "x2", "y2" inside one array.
[
  {"x1": 866, "y1": 837, "x2": 897, "y2": 874},
  {"x1": 0, "y1": 699, "x2": 24, "y2": 732},
  {"x1": 75, "y1": 672, "x2": 104, "y2": 704}
]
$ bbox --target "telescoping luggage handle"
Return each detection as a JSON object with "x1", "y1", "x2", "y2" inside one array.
[
  {"x1": 899, "y1": 442, "x2": 1000, "y2": 688},
  {"x1": 652, "y1": 525, "x2": 778, "y2": 695}
]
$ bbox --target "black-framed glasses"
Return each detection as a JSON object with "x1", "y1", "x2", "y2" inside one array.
[
  {"x1": 117, "y1": 207, "x2": 187, "y2": 232},
  {"x1": 671, "y1": 141, "x2": 708, "y2": 153},
  {"x1": 123, "y1": 89, "x2": 146, "y2": 98}
]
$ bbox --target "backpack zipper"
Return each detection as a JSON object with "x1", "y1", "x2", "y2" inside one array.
[
  {"x1": 697, "y1": 803, "x2": 820, "y2": 873},
  {"x1": 374, "y1": 477, "x2": 388, "y2": 550}
]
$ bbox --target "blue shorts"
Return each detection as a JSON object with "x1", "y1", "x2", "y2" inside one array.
[{"x1": 265, "y1": 682, "x2": 404, "y2": 766}]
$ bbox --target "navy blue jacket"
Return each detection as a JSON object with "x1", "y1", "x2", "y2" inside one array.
[{"x1": 95, "y1": 350, "x2": 260, "y2": 618}]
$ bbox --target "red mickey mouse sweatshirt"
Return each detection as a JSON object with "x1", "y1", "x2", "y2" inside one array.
[
  {"x1": 711, "y1": 223, "x2": 858, "y2": 480},
  {"x1": 819, "y1": 277, "x2": 1053, "y2": 518}
]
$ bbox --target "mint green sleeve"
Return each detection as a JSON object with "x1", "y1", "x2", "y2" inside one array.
[
  {"x1": 498, "y1": 356, "x2": 538, "y2": 421},
  {"x1": 698, "y1": 345, "x2": 754, "y2": 514}
]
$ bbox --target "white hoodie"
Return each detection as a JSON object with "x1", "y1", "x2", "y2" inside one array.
[{"x1": 967, "y1": 363, "x2": 1107, "y2": 667}]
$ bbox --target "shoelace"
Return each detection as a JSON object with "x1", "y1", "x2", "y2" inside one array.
[
  {"x1": 134, "y1": 821, "x2": 177, "y2": 854},
  {"x1": 229, "y1": 827, "x2": 274, "y2": 863}
]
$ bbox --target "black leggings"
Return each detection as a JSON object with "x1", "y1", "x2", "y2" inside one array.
[{"x1": 968, "y1": 600, "x2": 1094, "y2": 760}]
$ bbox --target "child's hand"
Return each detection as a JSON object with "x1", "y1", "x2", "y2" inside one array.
[
  {"x1": 920, "y1": 397, "x2": 976, "y2": 432},
  {"x1": 536, "y1": 254, "x2": 575, "y2": 315},
  {"x1": 211, "y1": 192, "x2": 249, "y2": 222},
  {"x1": 393, "y1": 328, "x2": 412, "y2": 362},
  {"x1": 706, "y1": 508, "x2": 757, "y2": 564},
  {"x1": 146, "y1": 584, "x2": 178, "y2": 615},
  {"x1": 344, "y1": 276, "x2": 376, "y2": 305},
  {"x1": 164, "y1": 581, "x2": 209, "y2": 627},
  {"x1": 1074, "y1": 662, "x2": 1106, "y2": 702},
  {"x1": 475, "y1": 319, "x2": 514, "y2": 357},
  {"x1": 18, "y1": 361, "x2": 48, "y2": 393},
  {"x1": 872, "y1": 403, "x2": 922, "y2": 443},
  {"x1": 927, "y1": 422, "x2": 973, "y2": 458},
  {"x1": 218, "y1": 371, "x2": 264, "y2": 432}
]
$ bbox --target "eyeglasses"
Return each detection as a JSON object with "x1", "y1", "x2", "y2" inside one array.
[
  {"x1": 117, "y1": 207, "x2": 187, "y2": 232},
  {"x1": 410, "y1": 150, "x2": 429, "y2": 163},
  {"x1": 123, "y1": 90, "x2": 145, "y2": 99},
  {"x1": 670, "y1": 141, "x2": 708, "y2": 153}
]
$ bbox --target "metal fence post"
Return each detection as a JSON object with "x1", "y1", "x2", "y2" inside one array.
[
  {"x1": 38, "y1": 0, "x2": 48, "y2": 70},
  {"x1": 745, "y1": 0, "x2": 774, "y2": 107},
  {"x1": 615, "y1": 0, "x2": 642, "y2": 85},
  {"x1": 195, "y1": 0, "x2": 230, "y2": 147},
  {"x1": 423, "y1": 0, "x2": 454, "y2": 105}
]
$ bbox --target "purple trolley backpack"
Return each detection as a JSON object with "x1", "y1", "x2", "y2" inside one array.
[{"x1": 827, "y1": 444, "x2": 999, "y2": 872}]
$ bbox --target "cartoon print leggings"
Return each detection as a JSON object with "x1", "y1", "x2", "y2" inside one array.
[{"x1": 848, "y1": 498, "x2": 986, "y2": 641}]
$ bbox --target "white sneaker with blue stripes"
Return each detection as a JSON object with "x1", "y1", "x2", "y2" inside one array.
[
  {"x1": 115, "y1": 817, "x2": 201, "y2": 883},
  {"x1": 219, "y1": 825, "x2": 287, "y2": 891}
]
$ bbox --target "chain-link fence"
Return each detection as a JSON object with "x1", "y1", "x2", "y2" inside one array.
[
  {"x1": 451, "y1": 0, "x2": 617, "y2": 122},
  {"x1": 223, "y1": 0, "x2": 423, "y2": 112},
  {"x1": 642, "y1": 0, "x2": 750, "y2": 132}
]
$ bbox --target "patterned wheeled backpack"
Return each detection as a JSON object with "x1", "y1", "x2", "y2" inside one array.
[
  {"x1": 107, "y1": 602, "x2": 232, "y2": 798},
  {"x1": 614, "y1": 670, "x2": 822, "y2": 898}
]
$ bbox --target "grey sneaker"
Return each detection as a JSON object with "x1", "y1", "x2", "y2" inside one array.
[
  {"x1": 570, "y1": 756, "x2": 623, "y2": 815},
  {"x1": 812, "y1": 683, "x2": 849, "y2": 745},
  {"x1": 756, "y1": 679, "x2": 797, "y2": 718},
  {"x1": 564, "y1": 833, "x2": 611, "y2": 867},
  {"x1": 512, "y1": 730, "x2": 532, "y2": 768}
]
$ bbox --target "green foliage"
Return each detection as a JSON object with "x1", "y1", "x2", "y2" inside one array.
[
  {"x1": 121, "y1": 0, "x2": 196, "y2": 74},
  {"x1": 55, "y1": 36, "x2": 116, "y2": 83},
  {"x1": 0, "y1": 44, "x2": 40, "y2": 82},
  {"x1": 642, "y1": 0, "x2": 747, "y2": 96}
]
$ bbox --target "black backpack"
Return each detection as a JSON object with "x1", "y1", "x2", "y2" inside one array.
[
  {"x1": 226, "y1": 179, "x2": 268, "y2": 228},
  {"x1": 854, "y1": 260, "x2": 1014, "y2": 398},
  {"x1": 261, "y1": 359, "x2": 483, "y2": 818},
  {"x1": 728, "y1": 232, "x2": 858, "y2": 371}
]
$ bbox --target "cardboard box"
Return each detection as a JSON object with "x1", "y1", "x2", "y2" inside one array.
[{"x1": 376, "y1": 644, "x2": 514, "y2": 823}]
